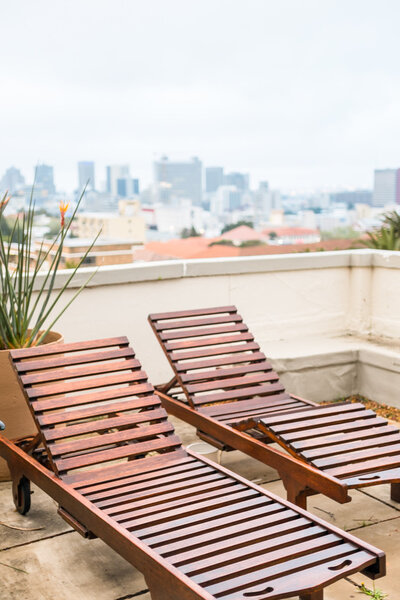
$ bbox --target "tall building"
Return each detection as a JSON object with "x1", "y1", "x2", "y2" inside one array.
[
  {"x1": 373, "y1": 169, "x2": 400, "y2": 206},
  {"x1": 205, "y1": 167, "x2": 224, "y2": 193},
  {"x1": 210, "y1": 186, "x2": 241, "y2": 215},
  {"x1": 106, "y1": 164, "x2": 130, "y2": 196},
  {"x1": 35, "y1": 164, "x2": 55, "y2": 194},
  {"x1": 154, "y1": 156, "x2": 202, "y2": 205},
  {"x1": 0, "y1": 167, "x2": 25, "y2": 193},
  {"x1": 224, "y1": 171, "x2": 249, "y2": 191},
  {"x1": 78, "y1": 161, "x2": 95, "y2": 190},
  {"x1": 254, "y1": 181, "x2": 281, "y2": 222},
  {"x1": 117, "y1": 177, "x2": 139, "y2": 197}
]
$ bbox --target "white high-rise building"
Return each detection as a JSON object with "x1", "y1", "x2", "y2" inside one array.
[
  {"x1": 106, "y1": 165, "x2": 130, "y2": 196},
  {"x1": 154, "y1": 156, "x2": 202, "y2": 205},
  {"x1": 254, "y1": 181, "x2": 281, "y2": 222},
  {"x1": 373, "y1": 169, "x2": 399, "y2": 206},
  {"x1": 78, "y1": 161, "x2": 95, "y2": 191}
]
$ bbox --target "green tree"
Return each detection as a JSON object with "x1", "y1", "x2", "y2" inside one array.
[
  {"x1": 181, "y1": 226, "x2": 201, "y2": 238},
  {"x1": 221, "y1": 220, "x2": 253, "y2": 233},
  {"x1": 208, "y1": 239, "x2": 235, "y2": 247},
  {"x1": 363, "y1": 211, "x2": 400, "y2": 251},
  {"x1": 240, "y1": 240, "x2": 265, "y2": 248}
]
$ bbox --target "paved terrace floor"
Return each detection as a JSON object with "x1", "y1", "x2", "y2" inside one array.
[{"x1": 1, "y1": 416, "x2": 399, "y2": 600}]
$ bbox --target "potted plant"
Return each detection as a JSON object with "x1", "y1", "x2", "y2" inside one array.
[{"x1": 0, "y1": 187, "x2": 98, "y2": 479}]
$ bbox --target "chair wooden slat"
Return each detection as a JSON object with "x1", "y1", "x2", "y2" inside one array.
[
  {"x1": 10, "y1": 336, "x2": 129, "y2": 359},
  {"x1": 21, "y1": 359, "x2": 141, "y2": 385},
  {"x1": 149, "y1": 306, "x2": 237, "y2": 321}
]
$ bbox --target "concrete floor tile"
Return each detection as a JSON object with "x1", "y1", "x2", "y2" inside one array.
[
  {"x1": 220, "y1": 450, "x2": 279, "y2": 483},
  {"x1": 0, "y1": 482, "x2": 71, "y2": 551},
  {"x1": 263, "y1": 479, "x2": 400, "y2": 532},
  {"x1": 359, "y1": 483, "x2": 400, "y2": 511},
  {"x1": 347, "y1": 518, "x2": 400, "y2": 598},
  {"x1": 0, "y1": 531, "x2": 148, "y2": 600},
  {"x1": 170, "y1": 415, "x2": 279, "y2": 483}
]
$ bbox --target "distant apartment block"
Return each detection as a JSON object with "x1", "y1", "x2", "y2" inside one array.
[
  {"x1": 35, "y1": 164, "x2": 55, "y2": 194},
  {"x1": 262, "y1": 226, "x2": 320, "y2": 245},
  {"x1": 78, "y1": 161, "x2": 95, "y2": 190},
  {"x1": 0, "y1": 166, "x2": 25, "y2": 194},
  {"x1": 205, "y1": 166, "x2": 224, "y2": 193},
  {"x1": 40, "y1": 238, "x2": 134, "y2": 268},
  {"x1": 373, "y1": 168, "x2": 400, "y2": 206},
  {"x1": 154, "y1": 156, "x2": 202, "y2": 205},
  {"x1": 330, "y1": 189, "x2": 372, "y2": 206},
  {"x1": 73, "y1": 199, "x2": 146, "y2": 243}
]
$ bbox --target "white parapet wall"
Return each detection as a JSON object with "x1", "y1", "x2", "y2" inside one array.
[{"x1": 35, "y1": 249, "x2": 400, "y2": 406}]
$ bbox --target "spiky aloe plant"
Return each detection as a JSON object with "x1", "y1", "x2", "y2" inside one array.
[{"x1": 0, "y1": 187, "x2": 99, "y2": 349}]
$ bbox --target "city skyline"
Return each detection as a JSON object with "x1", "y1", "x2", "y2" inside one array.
[
  {"x1": 2, "y1": 1, "x2": 400, "y2": 193},
  {"x1": 0, "y1": 157, "x2": 383, "y2": 196}
]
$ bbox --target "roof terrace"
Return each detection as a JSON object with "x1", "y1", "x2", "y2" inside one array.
[{"x1": 2, "y1": 248, "x2": 400, "y2": 599}]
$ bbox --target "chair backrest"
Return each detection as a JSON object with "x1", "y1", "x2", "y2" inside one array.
[
  {"x1": 149, "y1": 306, "x2": 287, "y2": 410},
  {"x1": 10, "y1": 337, "x2": 182, "y2": 479}
]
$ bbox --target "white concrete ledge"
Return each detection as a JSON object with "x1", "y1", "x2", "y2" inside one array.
[{"x1": 31, "y1": 249, "x2": 390, "y2": 291}]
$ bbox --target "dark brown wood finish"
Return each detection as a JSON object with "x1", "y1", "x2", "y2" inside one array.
[
  {"x1": 259, "y1": 402, "x2": 400, "y2": 491},
  {"x1": 0, "y1": 336, "x2": 386, "y2": 600},
  {"x1": 149, "y1": 306, "x2": 400, "y2": 506}
]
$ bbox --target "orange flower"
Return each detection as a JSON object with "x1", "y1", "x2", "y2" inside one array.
[
  {"x1": 0, "y1": 194, "x2": 10, "y2": 210},
  {"x1": 59, "y1": 201, "x2": 69, "y2": 228}
]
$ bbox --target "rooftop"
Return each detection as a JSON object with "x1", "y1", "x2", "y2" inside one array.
[{"x1": 3, "y1": 248, "x2": 400, "y2": 599}]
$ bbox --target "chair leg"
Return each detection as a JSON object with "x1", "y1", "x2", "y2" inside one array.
[
  {"x1": 390, "y1": 482, "x2": 400, "y2": 502},
  {"x1": 300, "y1": 590, "x2": 323, "y2": 600},
  {"x1": 12, "y1": 474, "x2": 31, "y2": 515},
  {"x1": 146, "y1": 578, "x2": 177, "y2": 600},
  {"x1": 282, "y1": 476, "x2": 308, "y2": 510}
]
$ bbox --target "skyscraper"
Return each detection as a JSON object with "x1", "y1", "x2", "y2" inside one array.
[
  {"x1": 0, "y1": 167, "x2": 25, "y2": 193},
  {"x1": 154, "y1": 156, "x2": 202, "y2": 205},
  {"x1": 224, "y1": 172, "x2": 249, "y2": 191},
  {"x1": 78, "y1": 161, "x2": 95, "y2": 190},
  {"x1": 373, "y1": 169, "x2": 400, "y2": 206},
  {"x1": 205, "y1": 167, "x2": 224, "y2": 193},
  {"x1": 106, "y1": 165, "x2": 130, "y2": 196},
  {"x1": 35, "y1": 164, "x2": 55, "y2": 194}
]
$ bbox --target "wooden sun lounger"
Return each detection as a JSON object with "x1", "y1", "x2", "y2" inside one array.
[
  {"x1": 0, "y1": 337, "x2": 385, "y2": 600},
  {"x1": 149, "y1": 306, "x2": 400, "y2": 509}
]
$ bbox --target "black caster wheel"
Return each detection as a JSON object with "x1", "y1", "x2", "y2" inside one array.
[{"x1": 12, "y1": 476, "x2": 31, "y2": 515}]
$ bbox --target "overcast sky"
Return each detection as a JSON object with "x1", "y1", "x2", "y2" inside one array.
[{"x1": 2, "y1": 0, "x2": 400, "y2": 193}]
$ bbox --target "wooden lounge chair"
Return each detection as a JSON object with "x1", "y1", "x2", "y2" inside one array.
[
  {"x1": 0, "y1": 337, "x2": 385, "y2": 600},
  {"x1": 149, "y1": 305, "x2": 400, "y2": 509}
]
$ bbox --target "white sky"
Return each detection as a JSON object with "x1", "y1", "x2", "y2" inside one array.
[{"x1": 2, "y1": 0, "x2": 400, "y2": 193}]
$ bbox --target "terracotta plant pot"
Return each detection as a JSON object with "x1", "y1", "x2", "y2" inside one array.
[{"x1": 0, "y1": 331, "x2": 63, "y2": 481}]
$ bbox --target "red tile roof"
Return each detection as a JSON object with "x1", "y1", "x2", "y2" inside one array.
[
  {"x1": 262, "y1": 226, "x2": 320, "y2": 236},
  {"x1": 135, "y1": 235, "x2": 363, "y2": 261}
]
